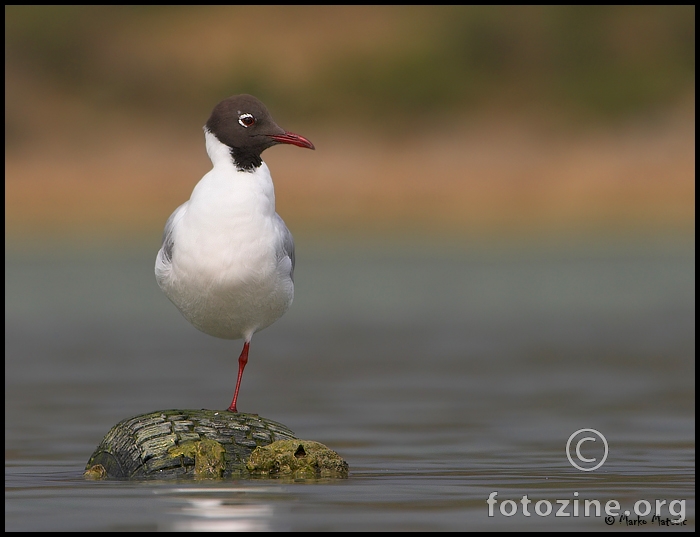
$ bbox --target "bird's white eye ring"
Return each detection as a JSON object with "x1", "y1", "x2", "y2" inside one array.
[{"x1": 238, "y1": 113, "x2": 255, "y2": 127}]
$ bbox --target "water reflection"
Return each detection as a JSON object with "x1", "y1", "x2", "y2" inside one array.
[{"x1": 159, "y1": 487, "x2": 279, "y2": 532}]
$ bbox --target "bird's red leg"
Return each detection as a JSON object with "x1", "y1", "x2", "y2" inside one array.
[{"x1": 227, "y1": 341, "x2": 250, "y2": 412}]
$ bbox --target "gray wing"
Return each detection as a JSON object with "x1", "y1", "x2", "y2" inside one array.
[
  {"x1": 157, "y1": 202, "x2": 188, "y2": 267},
  {"x1": 275, "y1": 213, "x2": 295, "y2": 281}
]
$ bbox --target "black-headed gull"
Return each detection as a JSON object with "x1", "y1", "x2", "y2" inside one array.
[{"x1": 156, "y1": 94, "x2": 314, "y2": 412}]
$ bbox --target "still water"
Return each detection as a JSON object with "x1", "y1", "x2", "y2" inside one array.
[{"x1": 5, "y1": 237, "x2": 695, "y2": 531}]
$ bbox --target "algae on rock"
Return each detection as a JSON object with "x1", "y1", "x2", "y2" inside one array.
[{"x1": 247, "y1": 440, "x2": 349, "y2": 478}]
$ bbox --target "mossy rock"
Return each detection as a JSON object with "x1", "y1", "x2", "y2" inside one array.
[
  {"x1": 247, "y1": 440, "x2": 349, "y2": 478},
  {"x1": 84, "y1": 409, "x2": 309, "y2": 479}
]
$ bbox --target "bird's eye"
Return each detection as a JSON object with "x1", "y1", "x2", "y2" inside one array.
[{"x1": 238, "y1": 113, "x2": 256, "y2": 128}]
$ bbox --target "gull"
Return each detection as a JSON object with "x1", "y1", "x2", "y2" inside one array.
[{"x1": 155, "y1": 94, "x2": 314, "y2": 412}]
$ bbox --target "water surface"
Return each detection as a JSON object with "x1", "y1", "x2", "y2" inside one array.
[{"x1": 5, "y1": 237, "x2": 695, "y2": 530}]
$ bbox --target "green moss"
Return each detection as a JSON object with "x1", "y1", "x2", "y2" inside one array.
[
  {"x1": 169, "y1": 439, "x2": 226, "y2": 479},
  {"x1": 246, "y1": 440, "x2": 349, "y2": 479}
]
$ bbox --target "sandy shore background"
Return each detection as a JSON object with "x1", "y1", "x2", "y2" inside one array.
[{"x1": 5, "y1": 6, "x2": 694, "y2": 244}]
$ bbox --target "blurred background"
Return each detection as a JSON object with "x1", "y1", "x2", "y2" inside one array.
[
  {"x1": 5, "y1": 5, "x2": 694, "y2": 242},
  {"x1": 5, "y1": 6, "x2": 695, "y2": 531}
]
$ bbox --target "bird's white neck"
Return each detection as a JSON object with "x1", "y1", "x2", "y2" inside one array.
[
  {"x1": 204, "y1": 129, "x2": 240, "y2": 170},
  {"x1": 193, "y1": 129, "x2": 276, "y2": 220}
]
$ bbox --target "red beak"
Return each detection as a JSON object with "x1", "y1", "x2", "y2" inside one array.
[{"x1": 268, "y1": 131, "x2": 315, "y2": 150}]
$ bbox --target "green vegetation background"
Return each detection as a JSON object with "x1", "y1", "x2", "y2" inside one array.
[{"x1": 6, "y1": 5, "x2": 694, "y2": 136}]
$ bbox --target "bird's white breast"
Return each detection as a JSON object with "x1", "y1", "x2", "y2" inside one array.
[{"x1": 156, "y1": 153, "x2": 294, "y2": 341}]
